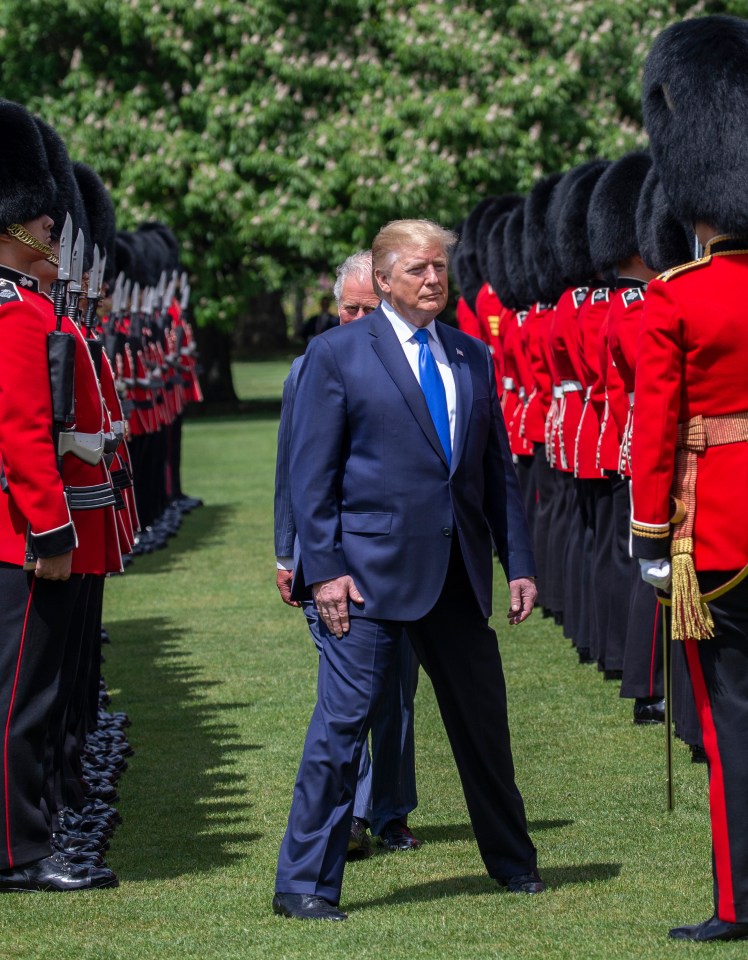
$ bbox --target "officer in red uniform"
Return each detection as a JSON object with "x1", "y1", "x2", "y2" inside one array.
[
  {"x1": 586, "y1": 152, "x2": 657, "y2": 694},
  {"x1": 547, "y1": 162, "x2": 609, "y2": 663},
  {"x1": 630, "y1": 169, "x2": 704, "y2": 757},
  {"x1": 0, "y1": 100, "x2": 117, "y2": 891},
  {"x1": 632, "y1": 16, "x2": 748, "y2": 941},
  {"x1": 521, "y1": 175, "x2": 564, "y2": 617}
]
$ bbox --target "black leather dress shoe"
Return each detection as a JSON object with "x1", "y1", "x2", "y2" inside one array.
[
  {"x1": 0, "y1": 853, "x2": 118, "y2": 891},
  {"x1": 379, "y1": 818, "x2": 422, "y2": 851},
  {"x1": 669, "y1": 915, "x2": 748, "y2": 941},
  {"x1": 633, "y1": 697, "x2": 665, "y2": 725},
  {"x1": 691, "y1": 743, "x2": 708, "y2": 764},
  {"x1": 346, "y1": 817, "x2": 372, "y2": 861},
  {"x1": 272, "y1": 893, "x2": 347, "y2": 921},
  {"x1": 499, "y1": 870, "x2": 546, "y2": 894}
]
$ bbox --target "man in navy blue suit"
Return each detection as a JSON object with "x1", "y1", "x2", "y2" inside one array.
[
  {"x1": 274, "y1": 250, "x2": 421, "y2": 859},
  {"x1": 273, "y1": 219, "x2": 543, "y2": 921}
]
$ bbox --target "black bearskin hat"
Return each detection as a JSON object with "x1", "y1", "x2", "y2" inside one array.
[
  {"x1": 486, "y1": 212, "x2": 518, "y2": 310},
  {"x1": 0, "y1": 101, "x2": 56, "y2": 233},
  {"x1": 115, "y1": 231, "x2": 138, "y2": 282},
  {"x1": 74, "y1": 163, "x2": 117, "y2": 282},
  {"x1": 137, "y1": 221, "x2": 179, "y2": 274},
  {"x1": 587, "y1": 151, "x2": 652, "y2": 276},
  {"x1": 33, "y1": 116, "x2": 88, "y2": 250},
  {"x1": 458, "y1": 198, "x2": 498, "y2": 307},
  {"x1": 475, "y1": 194, "x2": 523, "y2": 286},
  {"x1": 635, "y1": 166, "x2": 693, "y2": 274},
  {"x1": 502, "y1": 202, "x2": 533, "y2": 309},
  {"x1": 642, "y1": 15, "x2": 748, "y2": 234},
  {"x1": 452, "y1": 244, "x2": 483, "y2": 313},
  {"x1": 548, "y1": 161, "x2": 610, "y2": 286},
  {"x1": 522, "y1": 173, "x2": 565, "y2": 304}
]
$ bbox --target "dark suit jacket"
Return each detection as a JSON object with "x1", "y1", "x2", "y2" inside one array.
[
  {"x1": 290, "y1": 305, "x2": 535, "y2": 620},
  {"x1": 274, "y1": 355, "x2": 303, "y2": 561}
]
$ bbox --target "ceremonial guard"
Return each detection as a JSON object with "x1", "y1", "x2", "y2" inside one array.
[
  {"x1": 585, "y1": 153, "x2": 652, "y2": 686},
  {"x1": 0, "y1": 100, "x2": 118, "y2": 890},
  {"x1": 632, "y1": 15, "x2": 748, "y2": 940},
  {"x1": 547, "y1": 162, "x2": 608, "y2": 663}
]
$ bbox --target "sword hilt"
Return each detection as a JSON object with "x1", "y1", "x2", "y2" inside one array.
[
  {"x1": 67, "y1": 290, "x2": 82, "y2": 323},
  {"x1": 51, "y1": 278, "x2": 68, "y2": 330}
]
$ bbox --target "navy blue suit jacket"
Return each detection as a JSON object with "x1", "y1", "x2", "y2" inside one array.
[
  {"x1": 274, "y1": 355, "x2": 304, "y2": 561},
  {"x1": 289, "y1": 306, "x2": 535, "y2": 620}
]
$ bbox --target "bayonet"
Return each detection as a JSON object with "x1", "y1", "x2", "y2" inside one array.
[
  {"x1": 66, "y1": 228, "x2": 85, "y2": 323},
  {"x1": 163, "y1": 277, "x2": 176, "y2": 313},
  {"x1": 51, "y1": 213, "x2": 73, "y2": 328},
  {"x1": 57, "y1": 215, "x2": 73, "y2": 282},
  {"x1": 122, "y1": 278, "x2": 132, "y2": 315},
  {"x1": 87, "y1": 245, "x2": 101, "y2": 301},
  {"x1": 69, "y1": 229, "x2": 84, "y2": 294},
  {"x1": 83, "y1": 245, "x2": 101, "y2": 338}
]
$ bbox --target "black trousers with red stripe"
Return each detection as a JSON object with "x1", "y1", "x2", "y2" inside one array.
[
  {"x1": 620, "y1": 576, "x2": 662, "y2": 699},
  {"x1": 685, "y1": 572, "x2": 748, "y2": 923},
  {"x1": 0, "y1": 566, "x2": 82, "y2": 870}
]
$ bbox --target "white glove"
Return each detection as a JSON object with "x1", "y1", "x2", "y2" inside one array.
[{"x1": 639, "y1": 557, "x2": 672, "y2": 591}]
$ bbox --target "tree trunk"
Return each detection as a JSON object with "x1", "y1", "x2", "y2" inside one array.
[
  {"x1": 193, "y1": 291, "x2": 290, "y2": 402},
  {"x1": 193, "y1": 324, "x2": 237, "y2": 403},
  {"x1": 232, "y1": 290, "x2": 289, "y2": 359}
]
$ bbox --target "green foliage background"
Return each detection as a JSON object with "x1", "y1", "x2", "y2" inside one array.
[{"x1": 0, "y1": 0, "x2": 742, "y2": 330}]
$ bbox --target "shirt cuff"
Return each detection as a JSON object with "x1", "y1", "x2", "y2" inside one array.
[{"x1": 276, "y1": 557, "x2": 293, "y2": 571}]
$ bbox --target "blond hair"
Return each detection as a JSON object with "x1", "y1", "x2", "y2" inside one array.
[{"x1": 371, "y1": 219, "x2": 458, "y2": 282}]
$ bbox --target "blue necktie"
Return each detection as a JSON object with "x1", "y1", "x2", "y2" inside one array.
[{"x1": 414, "y1": 328, "x2": 451, "y2": 465}]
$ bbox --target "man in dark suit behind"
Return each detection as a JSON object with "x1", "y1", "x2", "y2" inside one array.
[{"x1": 273, "y1": 219, "x2": 543, "y2": 921}]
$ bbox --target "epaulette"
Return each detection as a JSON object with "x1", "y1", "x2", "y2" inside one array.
[
  {"x1": 658, "y1": 255, "x2": 711, "y2": 283},
  {"x1": 622, "y1": 287, "x2": 645, "y2": 307},
  {"x1": 572, "y1": 287, "x2": 589, "y2": 309},
  {"x1": 0, "y1": 279, "x2": 22, "y2": 306},
  {"x1": 591, "y1": 288, "x2": 609, "y2": 304}
]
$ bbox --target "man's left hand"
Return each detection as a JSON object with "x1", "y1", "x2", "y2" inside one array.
[
  {"x1": 507, "y1": 577, "x2": 537, "y2": 625},
  {"x1": 276, "y1": 568, "x2": 300, "y2": 607}
]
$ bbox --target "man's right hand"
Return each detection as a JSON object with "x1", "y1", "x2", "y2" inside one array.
[
  {"x1": 276, "y1": 568, "x2": 300, "y2": 607},
  {"x1": 35, "y1": 551, "x2": 73, "y2": 581},
  {"x1": 312, "y1": 576, "x2": 364, "y2": 637}
]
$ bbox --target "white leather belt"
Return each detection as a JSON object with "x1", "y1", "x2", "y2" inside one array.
[
  {"x1": 561, "y1": 380, "x2": 583, "y2": 393},
  {"x1": 552, "y1": 385, "x2": 564, "y2": 400}
]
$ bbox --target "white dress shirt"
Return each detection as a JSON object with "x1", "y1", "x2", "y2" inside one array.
[{"x1": 381, "y1": 300, "x2": 456, "y2": 446}]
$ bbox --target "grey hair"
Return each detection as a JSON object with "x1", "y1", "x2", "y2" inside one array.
[{"x1": 333, "y1": 250, "x2": 373, "y2": 305}]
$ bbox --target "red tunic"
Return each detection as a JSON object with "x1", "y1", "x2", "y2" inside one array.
[
  {"x1": 0, "y1": 270, "x2": 118, "y2": 574},
  {"x1": 519, "y1": 304, "x2": 554, "y2": 445},
  {"x1": 549, "y1": 287, "x2": 588, "y2": 472},
  {"x1": 456, "y1": 296, "x2": 482, "y2": 341},
  {"x1": 607, "y1": 286, "x2": 647, "y2": 477},
  {"x1": 502, "y1": 310, "x2": 533, "y2": 456},
  {"x1": 573, "y1": 288, "x2": 610, "y2": 479},
  {"x1": 631, "y1": 244, "x2": 748, "y2": 570}
]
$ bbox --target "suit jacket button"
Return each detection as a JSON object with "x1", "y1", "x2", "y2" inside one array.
[{"x1": 442, "y1": 527, "x2": 452, "y2": 537}]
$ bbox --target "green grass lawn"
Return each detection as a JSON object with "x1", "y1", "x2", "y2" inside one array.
[
  {"x1": 231, "y1": 359, "x2": 298, "y2": 403},
  {"x1": 0, "y1": 362, "x2": 731, "y2": 959}
]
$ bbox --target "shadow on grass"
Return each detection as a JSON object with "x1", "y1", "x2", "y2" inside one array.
[
  {"x1": 128, "y1": 504, "x2": 236, "y2": 575},
  {"x1": 415, "y1": 819, "x2": 573, "y2": 845},
  {"x1": 105, "y1": 615, "x2": 261, "y2": 881},
  {"x1": 346, "y1": 862, "x2": 621, "y2": 910}
]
